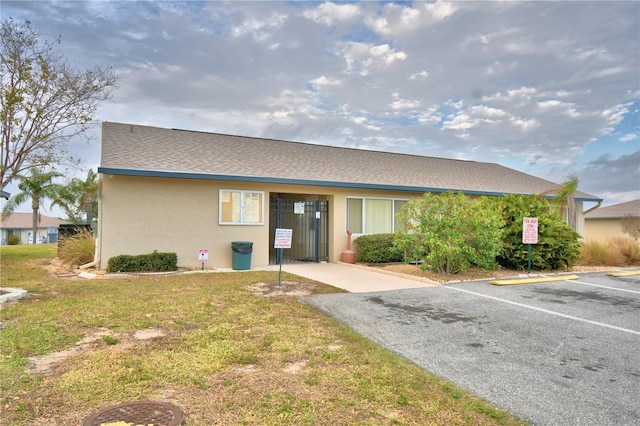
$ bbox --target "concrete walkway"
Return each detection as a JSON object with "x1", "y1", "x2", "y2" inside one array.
[{"x1": 281, "y1": 262, "x2": 438, "y2": 293}]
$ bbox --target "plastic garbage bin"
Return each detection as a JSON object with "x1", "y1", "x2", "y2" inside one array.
[{"x1": 231, "y1": 241, "x2": 253, "y2": 270}]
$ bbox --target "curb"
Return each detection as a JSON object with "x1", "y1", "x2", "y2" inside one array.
[
  {"x1": 607, "y1": 270, "x2": 640, "y2": 277},
  {"x1": 489, "y1": 274, "x2": 580, "y2": 286}
]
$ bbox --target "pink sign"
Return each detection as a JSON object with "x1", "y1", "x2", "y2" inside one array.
[
  {"x1": 198, "y1": 249, "x2": 208, "y2": 262},
  {"x1": 522, "y1": 217, "x2": 538, "y2": 244}
]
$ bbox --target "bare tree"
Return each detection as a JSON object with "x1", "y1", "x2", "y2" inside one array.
[
  {"x1": 0, "y1": 18, "x2": 116, "y2": 191},
  {"x1": 620, "y1": 214, "x2": 640, "y2": 241}
]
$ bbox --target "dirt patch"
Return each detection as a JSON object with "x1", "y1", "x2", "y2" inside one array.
[
  {"x1": 26, "y1": 327, "x2": 167, "y2": 375},
  {"x1": 283, "y1": 359, "x2": 308, "y2": 374},
  {"x1": 133, "y1": 328, "x2": 166, "y2": 340},
  {"x1": 248, "y1": 281, "x2": 316, "y2": 297}
]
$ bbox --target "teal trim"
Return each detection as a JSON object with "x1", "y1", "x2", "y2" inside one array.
[{"x1": 97, "y1": 167, "x2": 603, "y2": 202}]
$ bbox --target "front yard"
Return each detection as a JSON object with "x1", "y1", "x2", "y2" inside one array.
[{"x1": 0, "y1": 244, "x2": 525, "y2": 425}]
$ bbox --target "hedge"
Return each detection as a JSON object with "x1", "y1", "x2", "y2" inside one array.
[
  {"x1": 354, "y1": 233, "x2": 405, "y2": 263},
  {"x1": 107, "y1": 251, "x2": 178, "y2": 273}
]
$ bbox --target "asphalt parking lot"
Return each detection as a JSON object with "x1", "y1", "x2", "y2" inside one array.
[{"x1": 304, "y1": 271, "x2": 640, "y2": 425}]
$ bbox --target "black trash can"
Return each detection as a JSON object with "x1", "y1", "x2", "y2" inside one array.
[{"x1": 231, "y1": 241, "x2": 253, "y2": 270}]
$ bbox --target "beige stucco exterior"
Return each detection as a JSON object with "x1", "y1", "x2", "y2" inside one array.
[
  {"x1": 97, "y1": 172, "x2": 594, "y2": 270},
  {"x1": 583, "y1": 218, "x2": 624, "y2": 242},
  {"x1": 97, "y1": 173, "x2": 423, "y2": 269}
]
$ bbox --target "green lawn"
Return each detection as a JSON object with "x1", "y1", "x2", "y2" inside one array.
[{"x1": 0, "y1": 244, "x2": 526, "y2": 425}]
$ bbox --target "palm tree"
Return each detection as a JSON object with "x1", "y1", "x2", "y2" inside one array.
[
  {"x1": 537, "y1": 175, "x2": 580, "y2": 231},
  {"x1": 69, "y1": 169, "x2": 98, "y2": 225},
  {"x1": 48, "y1": 169, "x2": 99, "y2": 225},
  {"x1": 2, "y1": 168, "x2": 64, "y2": 244},
  {"x1": 554, "y1": 175, "x2": 579, "y2": 231}
]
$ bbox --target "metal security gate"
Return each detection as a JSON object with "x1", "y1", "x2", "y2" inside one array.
[{"x1": 269, "y1": 194, "x2": 329, "y2": 264}]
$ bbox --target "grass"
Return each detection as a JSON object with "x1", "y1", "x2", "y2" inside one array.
[
  {"x1": 0, "y1": 244, "x2": 526, "y2": 425},
  {"x1": 577, "y1": 236, "x2": 640, "y2": 267},
  {"x1": 57, "y1": 230, "x2": 96, "y2": 267}
]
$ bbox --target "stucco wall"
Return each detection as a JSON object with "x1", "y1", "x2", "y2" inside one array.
[
  {"x1": 583, "y1": 218, "x2": 623, "y2": 241},
  {"x1": 97, "y1": 174, "x2": 421, "y2": 269},
  {"x1": 98, "y1": 173, "x2": 592, "y2": 269}
]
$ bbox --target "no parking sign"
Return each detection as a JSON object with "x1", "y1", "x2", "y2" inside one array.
[{"x1": 522, "y1": 217, "x2": 538, "y2": 244}]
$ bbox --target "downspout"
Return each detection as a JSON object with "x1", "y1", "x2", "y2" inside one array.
[
  {"x1": 583, "y1": 200, "x2": 602, "y2": 216},
  {"x1": 79, "y1": 259, "x2": 97, "y2": 270},
  {"x1": 78, "y1": 232, "x2": 100, "y2": 270}
]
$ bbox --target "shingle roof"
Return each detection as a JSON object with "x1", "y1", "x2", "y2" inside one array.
[
  {"x1": 585, "y1": 200, "x2": 640, "y2": 218},
  {"x1": 99, "y1": 122, "x2": 601, "y2": 201},
  {"x1": 1, "y1": 213, "x2": 69, "y2": 229}
]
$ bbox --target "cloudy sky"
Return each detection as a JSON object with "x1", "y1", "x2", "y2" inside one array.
[{"x1": 2, "y1": 0, "x2": 639, "y2": 215}]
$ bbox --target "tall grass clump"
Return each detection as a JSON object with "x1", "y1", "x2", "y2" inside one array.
[
  {"x1": 616, "y1": 236, "x2": 640, "y2": 264},
  {"x1": 57, "y1": 229, "x2": 95, "y2": 267},
  {"x1": 577, "y1": 236, "x2": 640, "y2": 266}
]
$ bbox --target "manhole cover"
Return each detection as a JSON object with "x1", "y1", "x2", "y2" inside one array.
[{"x1": 82, "y1": 400, "x2": 185, "y2": 426}]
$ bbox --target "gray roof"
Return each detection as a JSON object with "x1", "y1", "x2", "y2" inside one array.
[
  {"x1": 585, "y1": 200, "x2": 640, "y2": 218},
  {"x1": 1, "y1": 213, "x2": 70, "y2": 229},
  {"x1": 99, "y1": 122, "x2": 601, "y2": 201}
]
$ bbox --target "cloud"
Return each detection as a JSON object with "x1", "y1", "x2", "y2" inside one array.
[
  {"x1": 310, "y1": 75, "x2": 343, "y2": 88},
  {"x1": 365, "y1": 1, "x2": 459, "y2": 37},
  {"x1": 339, "y1": 42, "x2": 407, "y2": 75},
  {"x1": 620, "y1": 133, "x2": 638, "y2": 143},
  {"x1": 303, "y1": 2, "x2": 360, "y2": 26},
  {"x1": 1, "y1": 0, "x2": 638, "y2": 210},
  {"x1": 579, "y1": 151, "x2": 640, "y2": 195},
  {"x1": 231, "y1": 11, "x2": 288, "y2": 41}
]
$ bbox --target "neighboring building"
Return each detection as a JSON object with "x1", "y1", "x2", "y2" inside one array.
[
  {"x1": 583, "y1": 200, "x2": 640, "y2": 241},
  {"x1": 1, "y1": 213, "x2": 70, "y2": 245},
  {"x1": 97, "y1": 122, "x2": 602, "y2": 269}
]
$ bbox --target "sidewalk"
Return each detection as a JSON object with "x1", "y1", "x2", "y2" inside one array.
[{"x1": 282, "y1": 262, "x2": 438, "y2": 293}]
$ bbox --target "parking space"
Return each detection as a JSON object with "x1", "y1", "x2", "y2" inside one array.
[{"x1": 304, "y1": 271, "x2": 640, "y2": 425}]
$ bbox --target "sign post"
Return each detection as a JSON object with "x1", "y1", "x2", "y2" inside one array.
[
  {"x1": 274, "y1": 228, "x2": 293, "y2": 284},
  {"x1": 522, "y1": 217, "x2": 538, "y2": 275},
  {"x1": 198, "y1": 249, "x2": 208, "y2": 271}
]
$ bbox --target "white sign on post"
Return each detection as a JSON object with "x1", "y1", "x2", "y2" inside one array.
[
  {"x1": 274, "y1": 228, "x2": 293, "y2": 249},
  {"x1": 198, "y1": 249, "x2": 208, "y2": 262},
  {"x1": 294, "y1": 202, "x2": 305, "y2": 214},
  {"x1": 522, "y1": 217, "x2": 538, "y2": 244}
]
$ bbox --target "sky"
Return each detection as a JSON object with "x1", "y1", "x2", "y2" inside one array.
[{"x1": 2, "y1": 0, "x2": 639, "y2": 217}]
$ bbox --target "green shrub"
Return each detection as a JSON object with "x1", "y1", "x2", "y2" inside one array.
[
  {"x1": 395, "y1": 192, "x2": 504, "y2": 274},
  {"x1": 354, "y1": 233, "x2": 405, "y2": 263},
  {"x1": 107, "y1": 251, "x2": 178, "y2": 273},
  {"x1": 7, "y1": 234, "x2": 19, "y2": 245},
  {"x1": 57, "y1": 229, "x2": 95, "y2": 266},
  {"x1": 498, "y1": 194, "x2": 580, "y2": 271}
]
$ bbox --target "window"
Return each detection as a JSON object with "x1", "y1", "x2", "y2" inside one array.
[
  {"x1": 347, "y1": 197, "x2": 407, "y2": 234},
  {"x1": 220, "y1": 190, "x2": 264, "y2": 225}
]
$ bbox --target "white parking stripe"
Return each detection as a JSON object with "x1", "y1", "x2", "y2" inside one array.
[
  {"x1": 444, "y1": 285, "x2": 640, "y2": 336},
  {"x1": 564, "y1": 278, "x2": 640, "y2": 294}
]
